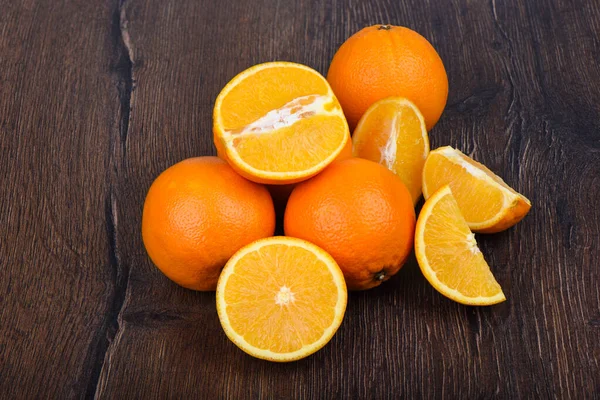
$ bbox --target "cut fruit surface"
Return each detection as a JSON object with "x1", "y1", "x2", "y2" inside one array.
[
  {"x1": 422, "y1": 146, "x2": 531, "y2": 233},
  {"x1": 352, "y1": 97, "x2": 429, "y2": 204},
  {"x1": 415, "y1": 185, "x2": 506, "y2": 305},
  {"x1": 213, "y1": 62, "x2": 350, "y2": 184},
  {"x1": 216, "y1": 236, "x2": 347, "y2": 362}
]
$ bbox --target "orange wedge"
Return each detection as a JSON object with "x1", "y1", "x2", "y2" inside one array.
[
  {"x1": 422, "y1": 146, "x2": 531, "y2": 233},
  {"x1": 216, "y1": 236, "x2": 347, "y2": 362},
  {"x1": 415, "y1": 185, "x2": 506, "y2": 305},
  {"x1": 352, "y1": 97, "x2": 429, "y2": 204},
  {"x1": 213, "y1": 62, "x2": 350, "y2": 184}
]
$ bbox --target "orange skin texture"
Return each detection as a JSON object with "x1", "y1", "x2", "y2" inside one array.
[
  {"x1": 336, "y1": 134, "x2": 354, "y2": 161},
  {"x1": 284, "y1": 158, "x2": 416, "y2": 290},
  {"x1": 327, "y1": 25, "x2": 448, "y2": 131},
  {"x1": 142, "y1": 157, "x2": 275, "y2": 290}
]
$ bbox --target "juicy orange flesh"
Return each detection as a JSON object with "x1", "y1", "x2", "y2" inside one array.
[
  {"x1": 423, "y1": 192, "x2": 502, "y2": 297},
  {"x1": 231, "y1": 115, "x2": 347, "y2": 173},
  {"x1": 223, "y1": 244, "x2": 340, "y2": 353},
  {"x1": 219, "y1": 67, "x2": 330, "y2": 131},
  {"x1": 353, "y1": 101, "x2": 427, "y2": 203},
  {"x1": 424, "y1": 152, "x2": 507, "y2": 223},
  {"x1": 460, "y1": 154, "x2": 521, "y2": 195}
]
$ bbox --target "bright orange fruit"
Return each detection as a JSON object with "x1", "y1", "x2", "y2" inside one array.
[
  {"x1": 266, "y1": 137, "x2": 353, "y2": 215},
  {"x1": 422, "y1": 146, "x2": 531, "y2": 233},
  {"x1": 327, "y1": 25, "x2": 448, "y2": 130},
  {"x1": 216, "y1": 236, "x2": 347, "y2": 362},
  {"x1": 415, "y1": 185, "x2": 506, "y2": 305},
  {"x1": 352, "y1": 97, "x2": 429, "y2": 204},
  {"x1": 142, "y1": 157, "x2": 275, "y2": 290},
  {"x1": 213, "y1": 62, "x2": 350, "y2": 184},
  {"x1": 284, "y1": 158, "x2": 415, "y2": 290}
]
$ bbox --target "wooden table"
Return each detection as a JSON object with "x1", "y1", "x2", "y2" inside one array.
[{"x1": 1, "y1": 0, "x2": 599, "y2": 398}]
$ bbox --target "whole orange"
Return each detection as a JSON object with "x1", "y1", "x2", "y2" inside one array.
[
  {"x1": 142, "y1": 157, "x2": 275, "y2": 291},
  {"x1": 327, "y1": 24, "x2": 448, "y2": 131},
  {"x1": 284, "y1": 158, "x2": 416, "y2": 290}
]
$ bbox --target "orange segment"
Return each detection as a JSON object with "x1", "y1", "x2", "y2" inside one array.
[
  {"x1": 415, "y1": 185, "x2": 506, "y2": 305},
  {"x1": 218, "y1": 69, "x2": 330, "y2": 130},
  {"x1": 352, "y1": 97, "x2": 429, "y2": 203},
  {"x1": 231, "y1": 115, "x2": 346, "y2": 173},
  {"x1": 422, "y1": 146, "x2": 531, "y2": 233},
  {"x1": 213, "y1": 62, "x2": 350, "y2": 184},
  {"x1": 216, "y1": 236, "x2": 347, "y2": 362}
]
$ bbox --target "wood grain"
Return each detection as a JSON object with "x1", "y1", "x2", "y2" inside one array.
[
  {"x1": 0, "y1": 0, "x2": 124, "y2": 398},
  {"x1": 1, "y1": 0, "x2": 599, "y2": 398}
]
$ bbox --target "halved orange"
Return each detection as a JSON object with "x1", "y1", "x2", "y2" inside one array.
[
  {"x1": 213, "y1": 62, "x2": 350, "y2": 184},
  {"x1": 352, "y1": 97, "x2": 429, "y2": 204},
  {"x1": 422, "y1": 146, "x2": 531, "y2": 233},
  {"x1": 415, "y1": 185, "x2": 506, "y2": 305},
  {"x1": 216, "y1": 236, "x2": 347, "y2": 362}
]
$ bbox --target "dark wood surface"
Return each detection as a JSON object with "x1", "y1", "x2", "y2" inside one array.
[{"x1": 1, "y1": 0, "x2": 599, "y2": 398}]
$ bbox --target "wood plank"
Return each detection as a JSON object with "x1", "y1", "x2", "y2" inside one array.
[
  {"x1": 0, "y1": 0, "x2": 125, "y2": 397},
  {"x1": 1, "y1": 0, "x2": 598, "y2": 397},
  {"x1": 95, "y1": 0, "x2": 600, "y2": 398}
]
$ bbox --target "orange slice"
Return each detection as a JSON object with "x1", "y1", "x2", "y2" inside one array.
[
  {"x1": 415, "y1": 185, "x2": 506, "y2": 305},
  {"x1": 216, "y1": 236, "x2": 347, "y2": 362},
  {"x1": 422, "y1": 146, "x2": 531, "y2": 233},
  {"x1": 352, "y1": 97, "x2": 429, "y2": 204},
  {"x1": 213, "y1": 62, "x2": 350, "y2": 184}
]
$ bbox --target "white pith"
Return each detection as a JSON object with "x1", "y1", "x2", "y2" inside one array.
[
  {"x1": 274, "y1": 285, "x2": 296, "y2": 306},
  {"x1": 379, "y1": 112, "x2": 400, "y2": 170},
  {"x1": 466, "y1": 232, "x2": 481, "y2": 255},
  {"x1": 225, "y1": 94, "x2": 339, "y2": 138}
]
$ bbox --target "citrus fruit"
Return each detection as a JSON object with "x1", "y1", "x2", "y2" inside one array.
[
  {"x1": 336, "y1": 133, "x2": 354, "y2": 160},
  {"x1": 213, "y1": 61, "x2": 350, "y2": 184},
  {"x1": 422, "y1": 146, "x2": 531, "y2": 233},
  {"x1": 266, "y1": 137, "x2": 353, "y2": 214},
  {"x1": 352, "y1": 97, "x2": 429, "y2": 204},
  {"x1": 216, "y1": 124, "x2": 353, "y2": 162},
  {"x1": 141, "y1": 157, "x2": 275, "y2": 291},
  {"x1": 216, "y1": 236, "x2": 347, "y2": 362},
  {"x1": 284, "y1": 158, "x2": 415, "y2": 290},
  {"x1": 415, "y1": 185, "x2": 506, "y2": 305},
  {"x1": 327, "y1": 24, "x2": 448, "y2": 130}
]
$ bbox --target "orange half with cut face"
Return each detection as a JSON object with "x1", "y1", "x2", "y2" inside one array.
[{"x1": 213, "y1": 62, "x2": 350, "y2": 184}]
